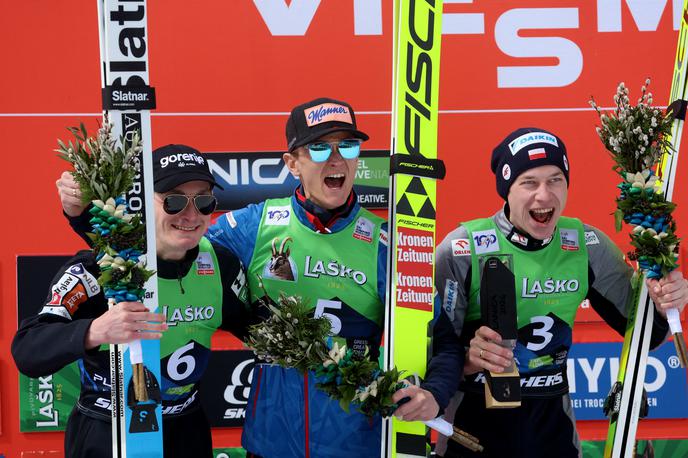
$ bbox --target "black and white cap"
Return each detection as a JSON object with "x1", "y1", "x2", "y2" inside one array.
[{"x1": 153, "y1": 144, "x2": 222, "y2": 193}]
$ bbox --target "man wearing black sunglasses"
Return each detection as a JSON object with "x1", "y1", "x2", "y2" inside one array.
[
  {"x1": 14, "y1": 145, "x2": 253, "y2": 458},
  {"x1": 206, "y1": 97, "x2": 388, "y2": 458}
]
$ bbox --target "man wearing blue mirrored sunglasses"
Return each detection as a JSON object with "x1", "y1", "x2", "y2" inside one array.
[
  {"x1": 207, "y1": 97, "x2": 389, "y2": 458},
  {"x1": 282, "y1": 97, "x2": 368, "y2": 213}
]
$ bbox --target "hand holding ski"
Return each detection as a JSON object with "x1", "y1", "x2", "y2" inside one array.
[
  {"x1": 391, "y1": 381, "x2": 484, "y2": 452},
  {"x1": 84, "y1": 301, "x2": 166, "y2": 349},
  {"x1": 247, "y1": 293, "x2": 476, "y2": 448},
  {"x1": 57, "y1": 115, "x2": 161, "y2": 455},
  {"x1": 648, "y1": 270, "x2": 688, "y2": 363},
  {"x1": 591, "y1": 77, "x2": 688, "y2": 457},
  {"x1": 591, "y1": 79, "x2": 687, "y2": 365}
]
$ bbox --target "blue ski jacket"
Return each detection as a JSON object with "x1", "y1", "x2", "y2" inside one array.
[{"x1": 207, "y1": 189, "x2": 387, "y2": 457}]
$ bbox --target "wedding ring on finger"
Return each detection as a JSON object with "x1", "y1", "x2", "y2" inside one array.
[
  {"x1": 479, "y1": 349, "x2": 485, "y2": 359},
  {"x1": 73, "y1": 188, "x2": 77, "y2": 197}
]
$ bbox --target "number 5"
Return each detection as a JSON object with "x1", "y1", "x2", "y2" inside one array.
[{"x1": 314, "y1": 299, "x2": 342, "y2": 335}]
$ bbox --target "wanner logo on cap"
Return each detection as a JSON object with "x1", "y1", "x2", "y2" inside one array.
[{"x1": 305, "y1": 103, "x2": 353, "y2": 127}]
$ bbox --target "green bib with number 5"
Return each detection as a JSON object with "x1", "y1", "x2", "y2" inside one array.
[{"x1": 248, "y1": 198, "x2": 384, "y2": 349}]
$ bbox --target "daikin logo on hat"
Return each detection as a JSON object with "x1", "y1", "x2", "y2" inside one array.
[
  {"x1": 304, "y1": 103, "x2": 353, "y2": 126},
  {"x1": 508, "y1": 132, "x2": 559, "y2": 155}
]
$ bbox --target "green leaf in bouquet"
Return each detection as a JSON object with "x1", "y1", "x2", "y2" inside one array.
[
  {"x1": 614, "y1": 208, "x2": 624, "y2": 232},
  {"x1": 339, "y1": 397, "x2": 351, "y2": 414}
]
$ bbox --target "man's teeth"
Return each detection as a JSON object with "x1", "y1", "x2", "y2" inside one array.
[
  {"x1": 327, "y1": 173, "x2": 345, "y2": 179},
  {"x1": 532, "y1": 208, "x2": 553, "y2": 214},
  {"x1": 172, "y1": 224, "x2": 197, "y2": 231}
]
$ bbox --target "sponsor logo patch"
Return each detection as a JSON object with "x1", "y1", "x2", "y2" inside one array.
[
  {"x1": 304, "y1": 256, "x2": 367, "y2": 285},
  {"x1": 44, "y1": 267, "x2": 93, "y2": 317},
  {"x1": 159, "y1": 151, "x2": 205, "y2": 169},
  {"x1": 379, "y1": 229, "x2": 388, "y2": 246},
  {"x1": 304, "y1": 103, "x2": 353, "y2": 127},
  {"x1": 522, "y1": 277, "x2": 580, "y2": 298},
  {"x1": 560, "y1": 229, "x2": 580, "y2": 251},
  {"x1": 62, "y1": 284, "x2": 88, "y2": 314},
  {"x1": 528, "y1": 148, "x2": 547, "y2": 160},
  {"x1": 443, "y1": 279, "x2": 459, "y2": 317},
  {"x1": 48, "y1": 290, "x2": 64, "y2": 306},
  {"x1": 472, "y1": 229, "x2": 500, "y2": 254},
  {"x1": 353, "y1": 217, "x2": 374, "y2": 243},
  {"x1": 231, "y1": 267, "x2": 248, "y2": 303},
  {"x1": 226, "y1": 211, "x2": 238, "y2": 228},
  {"x1": 265, "y1": 206, "x2": 291, "y2": 226},
  {"x1": 510, "y1": 232, "x2": 528, "y2": 247},
  {"x1": 584, "y1": 230, "x2": 600, "y2": 246},
  {"x1": 67, "y1": 263, "x2": 100, "y2": 297},
  {"x1": 451, "y1": 238, "x2": 471, "y2": 256},
  {"x1": 52, "y1": 272, "x2": 79, "y2": 296},
  {"x1": 509, "y1": 131, "x2": 559, "y2": 155},
  {"x1": 502, "y1": 164, "x2": 511, "y2": 180},
  {"x1": 195, "y1": 252, "x2": 215, "y2": 275}
]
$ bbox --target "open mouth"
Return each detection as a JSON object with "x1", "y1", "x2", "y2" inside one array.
[
  {"x1": 530, "y1": 208, "x2": 554, "y2": 224},
  {"x1": 172, "y1": 224, "x2": 199, "y2": 232},
  {"x1": 324, "y1": 173, "x2": 345, "y2": 189}
]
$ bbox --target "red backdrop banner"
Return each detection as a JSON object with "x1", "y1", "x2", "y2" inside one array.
[{"x1": 2, "y1": 1, "x2": 686, "y2": 454}]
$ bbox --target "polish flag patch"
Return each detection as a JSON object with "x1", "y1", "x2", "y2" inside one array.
[{"x1": 528, "y1": 148, "x2": 547, "y2": 160}]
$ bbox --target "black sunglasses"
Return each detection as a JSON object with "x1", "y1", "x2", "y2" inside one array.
[{"x1": 162, "y1": 194, "x2": 217, "y2": 215}]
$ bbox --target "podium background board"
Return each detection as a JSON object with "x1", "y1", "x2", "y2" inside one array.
[{"x1": 3, "y1": 1, "x2": 688, "y2": 455}]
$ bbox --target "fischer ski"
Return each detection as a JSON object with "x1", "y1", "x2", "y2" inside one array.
[
  {"x1": 603, "y1": 3, "x2": 688, "y2": 456},
  {"x1": 96, "y1": 1, "x2": 162, "y2": 456},
  {"x1": 382, "y1": 1, "x2": 444, "y2": 457}
]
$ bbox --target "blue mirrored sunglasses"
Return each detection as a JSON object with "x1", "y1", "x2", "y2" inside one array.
[{"x1": 306, "y1": 139, "x2": 362, "y2": 163}]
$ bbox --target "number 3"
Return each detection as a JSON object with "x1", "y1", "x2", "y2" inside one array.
[{"x1": 527, "y1": 315, "x2": 554, "y2": 351}]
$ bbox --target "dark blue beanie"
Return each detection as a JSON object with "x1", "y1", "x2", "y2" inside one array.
[{"x1": 491, "y1": 127, "x2": 569, "y2": 200}]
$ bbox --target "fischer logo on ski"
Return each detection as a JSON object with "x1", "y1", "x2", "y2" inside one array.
[{"x1": 383, "y1": 0, "x2": 444, "y2": 456}]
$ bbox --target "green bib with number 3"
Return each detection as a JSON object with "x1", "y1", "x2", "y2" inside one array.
[{"x1": 463, "y1": 217, "x2": 588, "y2": 381}]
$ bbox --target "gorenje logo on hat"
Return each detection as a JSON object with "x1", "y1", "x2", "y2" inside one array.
[
  {"x1": 508, "y1": 132, "x2": 559, "y2": 155},
  {"x1": 160, "y1": 152, "x2": 206, "y2": 168},
  {"x1": 304, "y1": 103, "x2": 353, "y2": 126}
]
